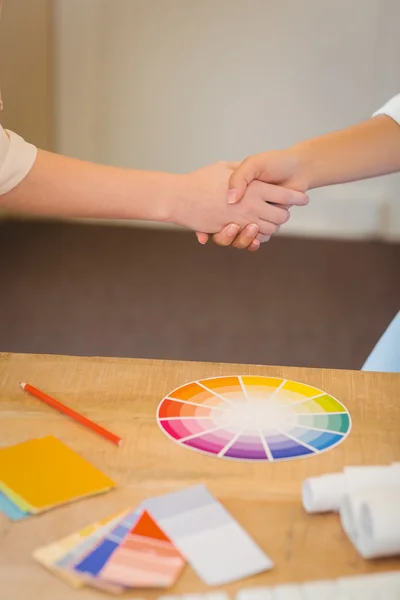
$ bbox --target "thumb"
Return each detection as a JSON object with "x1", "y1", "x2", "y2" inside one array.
[{"x1": 228, "y1": 157, "x2": 258, "y2": 204}]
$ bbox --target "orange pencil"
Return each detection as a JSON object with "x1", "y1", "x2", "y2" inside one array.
[{"x1": 20, "y1": 382, "x2": 122, "y2": 447}]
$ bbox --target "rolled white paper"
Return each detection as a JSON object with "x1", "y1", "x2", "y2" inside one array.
[
  {"x1": 300, "y1": 580, "x2": 335, "y2": 600},
  {"x1": 339, "y1": 492, "x2": 364, "y2": 540},
  {"x1": 271, "y1": 586, "x2": 303, "y2": 600},
  {"x1": 337, "y1": 570, "x2": 400, "y2": 597},
  {"x1": 344, "y1": 465, "x2": 400, "y2": 492},
  {"x1": 340, "y1": 490, "x2": 400, "y2": 559},
  {"x1": 302, "y1": 472, "x2": 346, "y2": 513},
  {"x1": 337, "y1": 571, "x2": 400, "y2": 600},
  {"x1": 302, "y1": 463, "x2": 400, "y2": 514}
]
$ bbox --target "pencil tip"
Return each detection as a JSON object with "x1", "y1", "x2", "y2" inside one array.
[{"x1": 20, "y1": 382, "x2": 26, "y2": 389}]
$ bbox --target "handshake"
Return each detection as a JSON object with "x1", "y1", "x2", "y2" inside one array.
[
  {"x1": 175, "y1": 149, "x2": 309, "y2": 252},
  {"x1": 173, "y1": 95, "x2": 400, "y2": 251}
]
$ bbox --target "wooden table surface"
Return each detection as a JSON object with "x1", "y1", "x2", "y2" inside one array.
[{"x1": 0, "y1": 352, "x2": 399, "y2": 599}]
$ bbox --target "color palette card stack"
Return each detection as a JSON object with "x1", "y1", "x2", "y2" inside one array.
[
  {"x1": 0, "y1": 435, "x2": 115, "y2": 520},
  {"x1": 34, "y1": 485, "x2": 273, "y2": 592},
  {"x1": 34, "y1": 507, "x2": 187, "y2": 593}
]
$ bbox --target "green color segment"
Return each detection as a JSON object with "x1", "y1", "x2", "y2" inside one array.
[{"x1": 297, "y1": 412, "x2": 350, "y2": 433}]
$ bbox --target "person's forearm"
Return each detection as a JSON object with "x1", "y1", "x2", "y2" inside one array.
[
  {"x1": 289, "y1": 114, "x2": 400, "y2": 191},
  {"x1": 0, "y1": 149, "x2": 184, "y2": 223}
]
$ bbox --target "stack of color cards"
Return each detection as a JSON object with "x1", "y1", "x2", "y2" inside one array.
[
  {"x1": 0, "y1": 436, "x2": 115, "y2": 520},
  {"x1": 34, "y1": 508, "x2": 187, "y2": 592},
  {"x1": 34, "y1": 485, "x2": 273, "y2": 591}
]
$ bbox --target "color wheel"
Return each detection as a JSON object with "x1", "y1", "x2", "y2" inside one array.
[{"x1": 157, "y1": 376, "x2": 351, "y2": 462}]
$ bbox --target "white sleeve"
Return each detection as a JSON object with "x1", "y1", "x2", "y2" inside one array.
[
  {"x1": 0, "y1": 125, "x2": 37, "y2": 196},
  {"x1": 372, "y1": 94, "x2": 400, "y2": 126}
]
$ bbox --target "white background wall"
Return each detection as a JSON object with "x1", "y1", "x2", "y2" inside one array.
[{"x1": 54, "y1": 0, "x2": 400, "y2": 240}]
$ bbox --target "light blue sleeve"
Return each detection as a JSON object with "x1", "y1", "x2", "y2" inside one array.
[{"x1": 362, "y1": 312, "x2": 400, "y2": 373}]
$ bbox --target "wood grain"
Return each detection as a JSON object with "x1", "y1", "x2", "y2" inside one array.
[{"x1": 0, "y1": 352, "x2": 399, "y2": 599}]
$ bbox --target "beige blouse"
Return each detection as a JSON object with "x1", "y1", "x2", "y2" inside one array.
[{"x1": 0, "y1": 89, "x2": 37, "y2": 196}]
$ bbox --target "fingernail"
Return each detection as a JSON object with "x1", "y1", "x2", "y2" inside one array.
[
  {"x1": 227, "y1": 189, "x2": 238, "y2": 204},
  {"x1": 227, "y1": 223, "x2": 240, "y2": 236},
  {"x1": 253, "y1": 240, "x2": 260, "y2": 250},
  {"x1": 248, "y1": 224, "x2": 259, "y2": 235}
]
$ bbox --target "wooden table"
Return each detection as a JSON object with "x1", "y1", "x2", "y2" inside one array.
[{"x1": 0, "y1": 352, "x2": 399, "y2": 599}]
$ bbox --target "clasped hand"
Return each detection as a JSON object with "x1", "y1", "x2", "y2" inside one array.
[{"x1": 187, "y1": 152, "x2": 309, "y2": 251}]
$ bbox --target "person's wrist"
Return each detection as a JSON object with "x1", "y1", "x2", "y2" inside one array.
[
  {"x1": 156, "y1": 173, "x2": 188, "y2": 226},
  {"x1": 284, "y1": 144, "x2": 315, "y2": 192}
]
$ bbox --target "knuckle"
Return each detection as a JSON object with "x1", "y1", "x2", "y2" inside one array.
[
  {"x1": 212, "y1": 234, "x2": 230, "y2": 247},
  {"x1": 278, "y1": 209, "x2": 290, "y2": 224},
  {"x1": 275, "y1": 188, "x2": 291, "y2": 205},
  {"x1": 265, "y1": 223, "x2": 278, "y2": 235},
  {"x1": 232, "y1": 236, "x2": 248, "y2": 249}
]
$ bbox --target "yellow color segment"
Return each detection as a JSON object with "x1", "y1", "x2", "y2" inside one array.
[
  {"x1": 0, "y1": 436, "x2": 115, "y2": 513},
  {"x1": 241, "y1": 377, "x2": 285, "y2": 400},
  {"x1": 241, "y1": 376, "x2": 284, "y2": 388},
  {"x1": 293, "y1": 395, "x2": 346, "y2": 414},
  {"x1": 283, "y1": 381, "x2": 322, "y2": 398}
]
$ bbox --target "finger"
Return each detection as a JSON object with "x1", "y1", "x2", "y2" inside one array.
[
  {"x1": 257, "y1": 221, "x2": 279, "y2": 236},
  {"x1": 211, "y1": 223, "x2": 241, "y2": 247},
  {"x1": 248, "y1": 239, "x2": 261, "y2": 252},
  {"x1": 258, "y1": 203, "x2": 290, "y2": 226},
  {"x1": 256, "y1": 233, "x2": 271, "y2": 244},
  {"x1": 252, "y1": 181, "x2": 309, "y2": 207},
  {"x1": 196, "y1": 232, "x2": 209, "y2": 245},
  {"x1": 265, "y1": 187, "x2": 308, "y2": 207},
  {"x1": 228, "y1": 157, "x2": 258, "y2": 204},
  {"x1": 269, "y1": 202, "x2": 293, "y2": 209},
  {"x1": 231, "y1": 224, "x2": 259, "y2": 249}
]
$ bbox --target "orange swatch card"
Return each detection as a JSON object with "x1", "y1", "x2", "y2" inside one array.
[
  {"x1": 99, "y1": 510, "x2": 186, "y2": 588},
  {"x1": 0, "y1": 436, "x2": 115, "y2": 513}
]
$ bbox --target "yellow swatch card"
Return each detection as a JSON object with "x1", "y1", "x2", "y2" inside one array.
[{"x1": 0, "y1": 436, "x2": 115, "y2": 513}]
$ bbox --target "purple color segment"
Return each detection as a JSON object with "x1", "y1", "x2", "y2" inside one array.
[
  {"x1": 224, "y1": 432, "x2": 268, "y2": 460},
  {"x1": 265, "y1": 432, "x2": 314, "y2": 459},
  {"x1": 183, "y1": 435, "x2": 225, "y2": 454},
  {"x1": 224, "y1": 445, "x2": 267, "y2": 459}
]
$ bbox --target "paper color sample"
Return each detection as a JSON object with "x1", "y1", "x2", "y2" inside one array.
[
  {"x1": 143, "y1": 484, "x2": 273, "y2": 585},
  {"x1": 73, "y1": 509, "x2": 141, "y2": 579},
  {"x1": 158, "y1": 376, "x2": 351, "y2": 463},
  {"x1": 33, "y1": 511, "x2": 127, "y2": 588},
  {"x1": 0, "y1": 491, "x2": 29, "y2": 521},
  {"x1": 0, "y1": 436, "x2": 115, "y2": 513},
  {"x1": 99, "y1": 510, "x2": 186, "y2": 588}
]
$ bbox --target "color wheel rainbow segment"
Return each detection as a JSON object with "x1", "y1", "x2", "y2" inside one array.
[{"x1": 157, "y1": 376, "x2": 351, "y2": 462}]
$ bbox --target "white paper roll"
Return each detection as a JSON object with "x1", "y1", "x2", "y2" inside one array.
[
  {"x1": 300, "y1": 580, "x2": 335, "y2": 600},
  {"x1": 303, "y1": 464, "x2": 400, "y2": 514},
  {"x1": 339, "y1": 493, "x2": 364, "y2": 540},
  {"x1": 344, "y1": 465, "x2": 400, "y2": 492},
  {"x1": 338, "y1": 571, "x2": 400, "y2": 595},
  {"x1": 340, "y1": 490, "x2": 400, "y2": 559},
  {"x1": 271, "y1": 586, "x2": 303, "y2": 600},
  {"x1": 302, "y1": 472, "x2": 346, "y2": 513}
]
